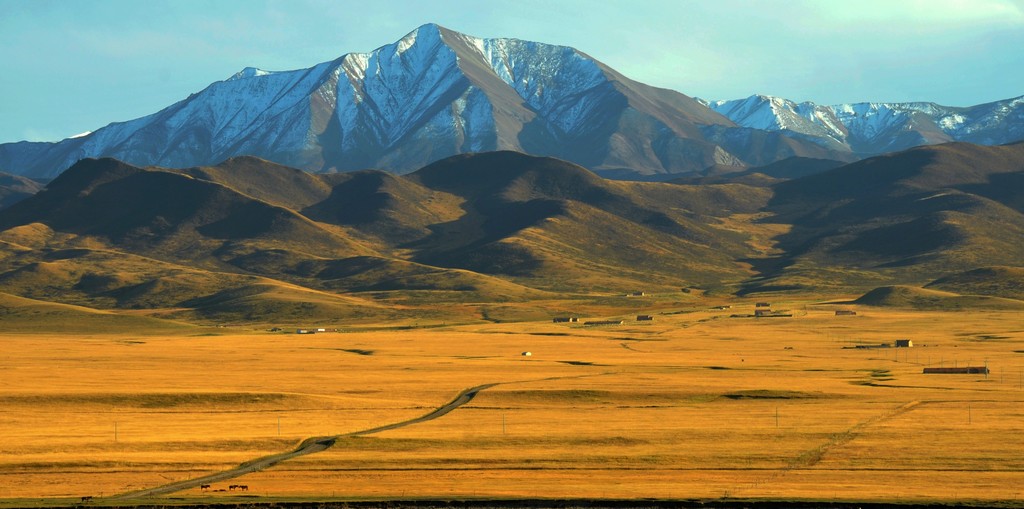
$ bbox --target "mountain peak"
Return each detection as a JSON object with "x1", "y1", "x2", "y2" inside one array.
[
  {"x1": 412, "y1": 22, "x2": 447, "y2": 35},
  {"x1": 229, "y1": 66, "x2": 273, "y2": 81},
  {"x1": 395, "y1": 23, "x2": 446, "y2": 53}
]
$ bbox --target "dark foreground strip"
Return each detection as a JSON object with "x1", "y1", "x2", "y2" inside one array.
[{"x1": 63, "y1": 498, "x2": 1012, "y2": 509}]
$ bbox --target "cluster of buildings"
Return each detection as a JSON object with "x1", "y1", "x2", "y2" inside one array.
[{"x1": 552, "y1": 315, "x2": 654, "y2": 325}]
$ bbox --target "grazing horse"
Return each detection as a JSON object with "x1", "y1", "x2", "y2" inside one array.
[
  {"x1": 229, "y1": 484, "x2": 237, "y2": 490},
  {"x1": 80, "y1": 496, "x2": 93, "y2": 503},
  {"x1": 239, "y1": 485, "x2": 248, "y2": 491},
  {"x1": 200, "y1": 484, "x2": 210, "y2": 491}
]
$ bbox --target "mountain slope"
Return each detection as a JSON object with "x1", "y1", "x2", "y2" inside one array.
[
  {"x1": 0, "y1": 158, "x2": 365, "y2": 267},
  {"x1": 853, "y1": 285, "x2": 1024, "y2": 310},
  {"x1": 0, "y1": 291, "x2": 195, "y2": 333},
  {"x1": 924, "y1": 266, "x2": 1024, "y2": 301},
  {"x1": 402, "y1": 151, "x2": 767, "y2": 289},
  {"x1": 173, "y1": 156, "x2": 337, "y2": 211},
  {"x1": 745, "y1": 142, "x2": 1024, "y2": 292},
  {"x1": 0, "y1": 171, "x2": 43, "y2": 209}
]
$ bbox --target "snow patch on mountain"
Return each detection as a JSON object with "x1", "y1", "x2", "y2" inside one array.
[
  {"x1": 478, "y1": 37, "x2": 609, "y2": 135},
  {"x1": 230, "y1": 67, "x2": 275, "y2": 80},
  {"x1": 704, "y1": 95, "x2": 848, "y2": 148}
]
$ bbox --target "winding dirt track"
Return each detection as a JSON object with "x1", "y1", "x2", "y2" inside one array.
[{"x1": 110, "y1": 383, "x2": 498, "y2": 500}]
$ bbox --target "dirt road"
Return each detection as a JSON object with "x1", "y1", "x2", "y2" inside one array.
[{"x1": 110, "y1": 383, "x2": 498, "y2": 500}]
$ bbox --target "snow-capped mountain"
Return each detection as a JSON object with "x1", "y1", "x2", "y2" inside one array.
[
  {"x1": 0, "y1": 24, "x2": 850, "y2": 179},
  {"x1": 4, "y1": 24, "x2": 1020, "y2": 180},
  {"x1": 704, "y1": 95, "x2": 1024, "y2": 155}
]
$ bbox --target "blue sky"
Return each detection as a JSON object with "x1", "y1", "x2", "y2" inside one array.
[{"x1": 2, "y1": 0, "x2": 1022, "y2": 143}]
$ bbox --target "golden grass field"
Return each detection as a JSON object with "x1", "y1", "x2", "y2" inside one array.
[{"x1": 1, "y1": 297, "x2": 1023, "y2": 505}]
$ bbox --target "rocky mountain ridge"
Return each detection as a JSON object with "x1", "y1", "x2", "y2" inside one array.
[{"x1": 704, "y1": 94, "x2": 1024, "y2": 155}]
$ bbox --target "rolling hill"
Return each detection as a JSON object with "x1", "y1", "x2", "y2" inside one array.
[
  {"x1": 924, "y1": 266, "x2": 1024, "y2": 301},
  {"x1": 743, "y1": 141, "x2": 1024, "y2": 293},
  {"x1": 1, "y1": 143, "x2": 1021, "y2": 322},
  {"x1": 853, "y1": 285, "x2": 1024, "y2": 311},
  {"x1": 0, "y1": 171, "x2": 43, "y2": 210},
  {"x1": 0, "y1": 152, "x2": 772, "y2": 320}
]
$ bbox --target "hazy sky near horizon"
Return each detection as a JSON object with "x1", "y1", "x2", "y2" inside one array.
[{"x1": 2, "y1": 0, "x2": 1022, "y2": 143}]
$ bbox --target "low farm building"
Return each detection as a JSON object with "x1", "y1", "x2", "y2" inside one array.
[
  {"x1": 755, "y1": 309, "x2": 793, "y2": 318},
  {"x1": 636, "y1": 315, "x2": 653, "y2": 321},
  {"x1": 895, "y1": 339, "x2": 913, "y2": 348},
  {"x1": 552, "y1": 317, "x2": 579, "y2": 323},
  {"x1": 584, "y1": 320, "x2": 624, "y2": 326},
  {"x1": 923, "y1": 367, "x2": 989, "y2": 375},
  {"x1": 844, "y1": 343, "x2": 890, "y2": 350},
  {"x1": 755, "y1": 302, "x2": 771, "y2": 308}
]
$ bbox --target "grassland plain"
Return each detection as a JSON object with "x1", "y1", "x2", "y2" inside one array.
[{"x1": 1, "y1": 300, "x2": 1023, "y2": 506}]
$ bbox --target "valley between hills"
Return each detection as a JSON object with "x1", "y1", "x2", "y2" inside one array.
[{"x1": 1, "y1": 144, "x2": 1024, "y2": 506}]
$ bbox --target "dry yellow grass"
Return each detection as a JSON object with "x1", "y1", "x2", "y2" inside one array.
[{"x1": 1, "y1": 300, "x2": 1023, "y2": 504}]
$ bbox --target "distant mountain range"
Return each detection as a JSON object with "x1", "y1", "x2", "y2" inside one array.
[
  {"x1": 702, "y1": 94, "x2": 1024, "y2": 156},
  {"x1": 1, "y1": 142, "x2": 1022, "y2": 321},
  {"x1": 5, "y1": 23, "x2": 1020, "y2": 181}
]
